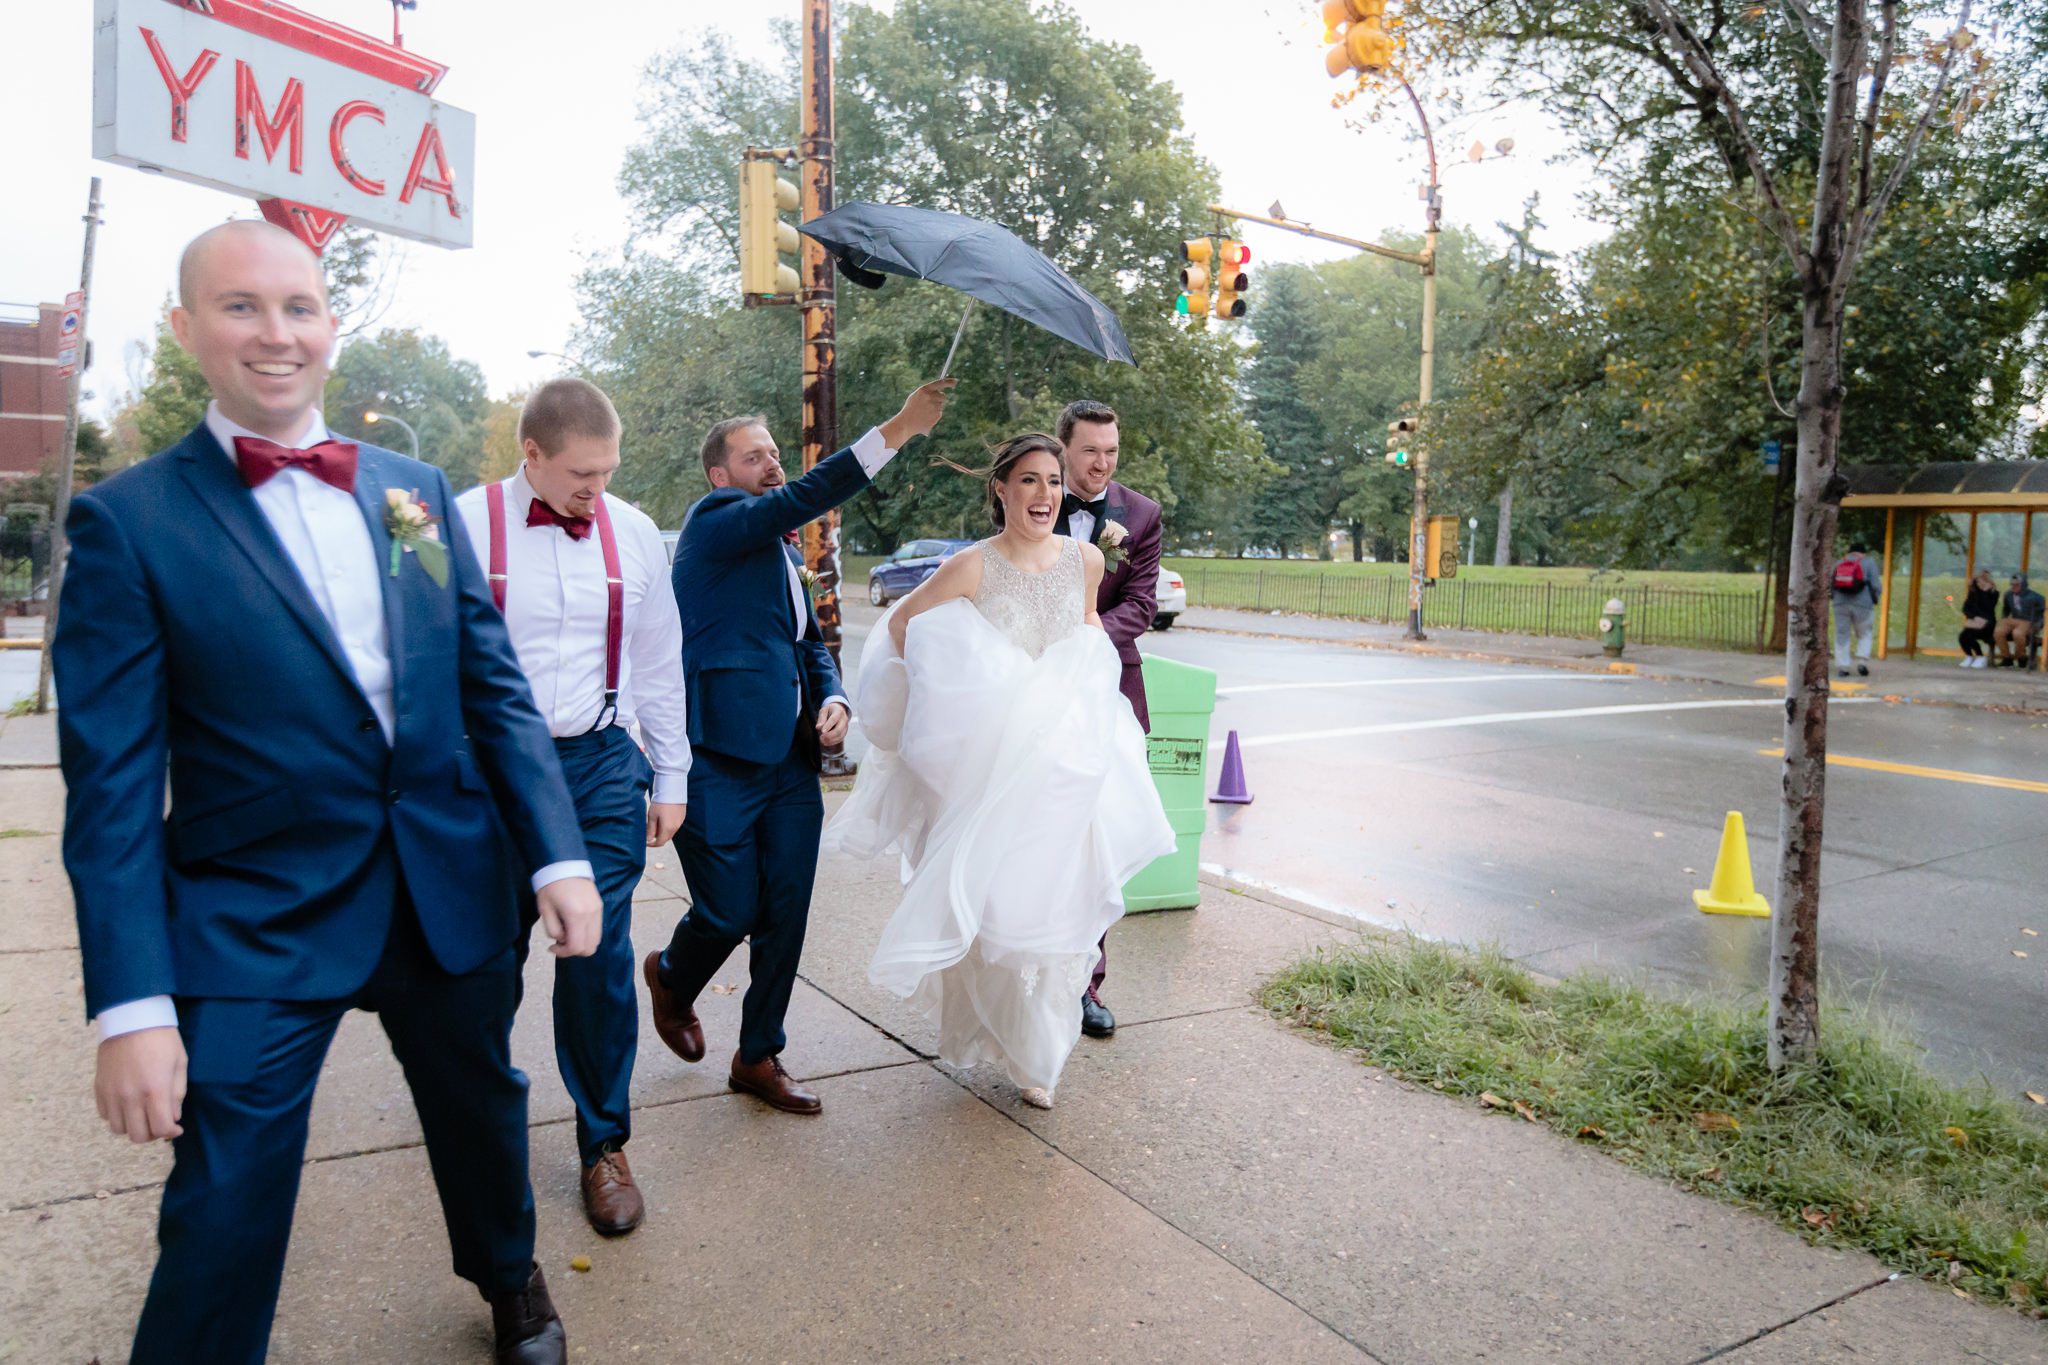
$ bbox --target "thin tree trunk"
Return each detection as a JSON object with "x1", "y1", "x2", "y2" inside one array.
[
  {"x1": 1494, "y1": 482, "x2": 1513, "y2": 566},
  {"x1": 1350, "y1": 519, "x2": 1364, "y2": 561},
  {"x1": 1769, "y1": 0, "x2": 1866, "y2": 1071}
]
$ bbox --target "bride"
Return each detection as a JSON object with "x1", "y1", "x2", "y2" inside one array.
[{"x1": 823, "y1": 433, "x2": 1175, "y2": 1109}]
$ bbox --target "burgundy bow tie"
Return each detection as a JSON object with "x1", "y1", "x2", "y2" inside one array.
[
  {"x1": 233, "y1": 436, "x2": 359, "y2": 494},
  {"x1": 527, "y1": 498, "x2": 593, "y2": 540}
]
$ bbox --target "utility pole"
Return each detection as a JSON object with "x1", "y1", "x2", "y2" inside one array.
[
  {"x1": 798, "y1": 0, "x2": 853, "y2": 775},
  {"x1": 35, "y1": 177, "x2": 103, "y2": 716}
]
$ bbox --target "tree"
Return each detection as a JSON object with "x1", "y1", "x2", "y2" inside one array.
[
  {"x1": 1240, "y1": 268, "x2": 1334, "y2": 557},
  {"x1": 326, "y1": 329, "x2": 492, "y2": 491},
  {"x1": 581, "y1": 0, "x2": 1266, "y2": 544},
  {"x1": 1412, "y1": 0, "x2": 1997, "y2": 1064}
]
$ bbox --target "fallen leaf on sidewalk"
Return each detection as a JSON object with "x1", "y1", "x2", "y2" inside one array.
[
  {"x1": 570, "y1": 1256, "x2": 591, "y2": 1273},
  {"x1": 1694, "y1": 1111, "x2": 1740, "y2": 1132},
  {"x1": 1479, "y1": 1091, "x2": 1508, "y2": 1110},
  {"x1": 1576, "y1": 1124, "x2": 1606, "y2": 1139},
  {"x1": 2025, "y1": 1092, "x2": 2045, "y2": 1106},
  {"x1": 2024, "y1": 928, "x2": 2039, "y2": 936},
  {"x1": 1513, "y1": 1099, "x2": 1539, "y2": 1122},
  {"x1": 709, "y1": 983, "x2": 738, "y2": 994},
  {"x1": 2014, "y1": 950, "x2": 2030, "y2": 959}
]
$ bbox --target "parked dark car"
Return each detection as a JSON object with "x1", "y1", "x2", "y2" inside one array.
[{"x1": 869, "y1": 538, "x2": 975, "y2": 606}]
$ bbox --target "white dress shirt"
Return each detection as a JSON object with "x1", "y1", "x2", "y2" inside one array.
[
  {"x1": 95, "y1": 406, "x2": 591, "y2": 1042},
  {"x1": 453, "y1": 468, "x2": 692, "y2": 802}
]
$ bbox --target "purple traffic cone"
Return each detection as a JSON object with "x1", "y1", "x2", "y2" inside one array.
[{"x1": 1210, "y1": 729, "x2": 1254, "y2": 805}]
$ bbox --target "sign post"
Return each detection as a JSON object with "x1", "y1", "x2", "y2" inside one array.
[{"x1": 35, "y1": 180, "x2": 104, "y2": 716}]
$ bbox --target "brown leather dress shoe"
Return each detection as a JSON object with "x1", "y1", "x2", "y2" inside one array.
[
  {"x1": 580, "y1": 1148, "x2": 645, "y2": 1236},
  {"x1": 729, "y1": 1053, "x2": 822, "y2": 1114},
  {"x1": 489, "y1": 1262, "x2": 566, "y2": 1365},
  {"x1": 643, "y1": 950, "x2": 705, "y2": 1062}
]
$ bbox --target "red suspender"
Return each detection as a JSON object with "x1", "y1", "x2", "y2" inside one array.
[
  {"x1": 488, "y1": 479, "x2": 624, "y2": 730},
  {"x1": 485, "y1": 480, "x2": 509, "y2": 612},
  {"x1": 592, "y1": 495, "x2": 624, "y2": 729}
]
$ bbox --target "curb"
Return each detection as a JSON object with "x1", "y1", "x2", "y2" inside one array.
[{"x1": 1173, "y1": 618, "x2": 2048, "y2": 717}]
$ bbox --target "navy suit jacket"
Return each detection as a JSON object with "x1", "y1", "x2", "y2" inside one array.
[
  {"x1": 672, "y1": 445, "x2": 865, "y2": 768},
  {"x1": 54, "y1": 424, "x2": 587, "y2": 1020}
]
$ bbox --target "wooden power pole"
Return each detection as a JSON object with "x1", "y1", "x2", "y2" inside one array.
[{"x1": 35, "y1": 177, "x2": 103, "y2": 715}]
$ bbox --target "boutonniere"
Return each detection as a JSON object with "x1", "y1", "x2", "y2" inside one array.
[
  {"x1": 1098, "y1": 519, "x2": 1130, "y2": 571},
  {"x1": 797, "y1": 565, "x2": 821, "y2": 595},
  {"x1": 383, "y1": 488, "x2": 449, "y2": 587}
]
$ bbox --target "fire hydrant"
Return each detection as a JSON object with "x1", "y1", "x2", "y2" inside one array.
[{"x1": 1598, "y1": 597, "x2": 1626, "y2": 657}]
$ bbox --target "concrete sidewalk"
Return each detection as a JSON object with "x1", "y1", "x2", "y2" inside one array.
[
  {"x1": 1174, "y1": 606, "x2": 2048, "y2": 713},
  {"x1": 3, "y1": 768, "x2": 2043, "y2": 1362}
]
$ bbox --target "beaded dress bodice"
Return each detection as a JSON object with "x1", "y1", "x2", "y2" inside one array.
[{"x1": 972, "y1": 536, "x2": 1084, "y2": 660}]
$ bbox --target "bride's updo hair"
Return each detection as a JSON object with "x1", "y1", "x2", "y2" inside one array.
[{"x1": 937, "y1": 433, "x2": 1065, "y2": 530}]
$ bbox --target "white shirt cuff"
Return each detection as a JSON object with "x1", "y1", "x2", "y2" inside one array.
[
  {"x1": 821, "y1": 694, "x2": 849, "y2": 715},
  {"x1": 851, "y1": 427, "x2": 897, "y2": 478},
  {"x1": 531, "y1": 860, "x2": 594, "y2": 892},
  {"x1": 95, "y1": 995, "x2": 179, "y2": 1043},
  {"x1": 650, "y1": 773, "x2": 690, "y2": 804}
]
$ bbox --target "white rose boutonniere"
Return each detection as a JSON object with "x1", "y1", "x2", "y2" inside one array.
[
  {"x1": 797, "y1": 565, "x2": 820, "y2": 594},
  {"x1": 383, "y1": 488, "x2": 448, "y2": 587},
  {"x1": 1098, "y1": 519, "x2": 1130, "y2": 571}
]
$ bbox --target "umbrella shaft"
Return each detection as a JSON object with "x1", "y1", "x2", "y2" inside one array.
[{"x1": 940, "y1": 298, "x2": 974, "y2": 379}]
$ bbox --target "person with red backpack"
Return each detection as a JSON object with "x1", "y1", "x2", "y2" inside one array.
[{"x1": 1831, "y1": 540, "x2": 1880, "y2": 677}]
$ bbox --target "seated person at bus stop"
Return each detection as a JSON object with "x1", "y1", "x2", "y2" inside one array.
[{"x1": 1993, "y1": 572, "x2": 2045, "y2": 666}]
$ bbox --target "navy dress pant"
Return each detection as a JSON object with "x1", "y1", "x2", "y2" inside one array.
[
  {"x1": 660, "y1": 727, "x2": 821, "y2": 1064},
  {"x1": 131, "y1": 882, "x2": 534, "y2": 1365},
  {"x1": 515, "y1": 724, "x2": 652, "y2": 1165}
]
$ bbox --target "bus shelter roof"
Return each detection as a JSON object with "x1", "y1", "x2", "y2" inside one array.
[{"x1": 1839, "y1": 460, "x2": 2048, "y2": 509}]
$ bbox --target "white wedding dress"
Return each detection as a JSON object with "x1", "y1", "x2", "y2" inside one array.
[{"x1": 823, "y1": 536, "x2": 1176, "y2": 1094}]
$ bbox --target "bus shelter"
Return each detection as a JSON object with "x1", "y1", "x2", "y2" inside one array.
[{"x1": 1838, "y1": 461, "x2": 2048, "y2": 663}]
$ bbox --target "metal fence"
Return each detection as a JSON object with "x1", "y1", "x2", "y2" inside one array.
[
  {"x1": 1, "y1": 520, "x2": 51, "y2": 605},
  {"x1": 1177, "y1": 565, "x2": 1768, "y2": 653}
]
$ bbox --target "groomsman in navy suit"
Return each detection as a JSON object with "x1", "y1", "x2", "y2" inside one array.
[
  {"x1": 644, "y1": 379, "x2": 953, "y2": 1113},
  {"x1": 54, "y1": 221, "x2": 599, "y2": 1365},
  {"x1": 455, "y1": 378, "x2": 690, "y2": 1237}
]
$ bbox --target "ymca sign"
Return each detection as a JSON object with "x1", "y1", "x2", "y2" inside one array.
[{"x1": 92, "y1": 0, "x2": 475, "y2": 250}]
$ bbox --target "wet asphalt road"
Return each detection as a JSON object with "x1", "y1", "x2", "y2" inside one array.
[{"x1": 837, "y1": 604, "x2": 2047, "y2": 1097}]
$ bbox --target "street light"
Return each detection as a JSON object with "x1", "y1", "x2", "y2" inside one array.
[
  {"x1": 527, "y1": 349, "x2": 572, "y2": 363},
  {"x1": 363, "y1": 410, "x2": 418, "y2": 461}
]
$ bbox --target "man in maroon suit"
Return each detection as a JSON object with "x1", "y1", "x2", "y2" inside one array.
[{"x1": 1053, "y1": 400, "x2": 1163, "y2": 1040}]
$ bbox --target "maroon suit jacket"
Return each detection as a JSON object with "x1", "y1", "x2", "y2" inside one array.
[{"x1": 1068, "y1": 480, "x2": 1162, "y2": 732}]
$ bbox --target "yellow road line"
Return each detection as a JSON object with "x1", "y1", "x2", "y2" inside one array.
[
  {"x1": 1752, "y1": 675, "x2": 1866, "y2": 692},
  {"x1": 1757, "y1": 748, "x2": 2048, "y2": 794}
]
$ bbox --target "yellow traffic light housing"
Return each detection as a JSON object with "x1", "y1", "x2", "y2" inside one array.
[
  {"x1": 1213, "y1": 240, "x2": 1251, "y2": 319},
  {"x1": 740, "y1": 154, "x2": 802, "y2": 302},
  {"x1": 1385, "y1": 417, "x2": 1417, "y2": 465},
  {"x1": 1177, "y1": 239, "x2": 1213, "y2": 318},
  {"x1": 1322, "y1": 0, "x2": 1396, "y2": 78},
  {"x1": 1424, "y1": 515, "x2": 1459, "y2": 579}
]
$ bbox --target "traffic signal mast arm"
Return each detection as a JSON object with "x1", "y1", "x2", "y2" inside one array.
[{"x1": 1205, "y1": 204, "x2": 1428, "y2": 268}]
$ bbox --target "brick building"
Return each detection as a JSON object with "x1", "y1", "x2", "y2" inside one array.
[{"x1": 0, "y1": 304, "x2": 67, "y2": 480}]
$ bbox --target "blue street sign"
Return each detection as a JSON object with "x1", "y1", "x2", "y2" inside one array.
[{"x1": 1762, "y1": 438, "x2": 1781, "y2": 474}]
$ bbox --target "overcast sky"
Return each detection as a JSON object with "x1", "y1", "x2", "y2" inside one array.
[{"x1": 1, "y1": 1, "x2": 1607, "y2": 425}]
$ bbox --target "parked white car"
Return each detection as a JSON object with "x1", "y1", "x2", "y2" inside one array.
[{"x1": 1152, "y1": 566, "x2": 1186, "y2": 630}]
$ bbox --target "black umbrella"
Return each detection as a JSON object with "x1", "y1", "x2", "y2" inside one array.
[{"x1": 799, "y1": 202, "x2": 1136, "y2": 373}]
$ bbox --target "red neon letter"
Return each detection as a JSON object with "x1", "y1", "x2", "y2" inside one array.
[
  {"x1": 139, "y1": 28, "x2": 219, "y2": 144},
  {"x1": 234, "y1": 60, "x2": 305, "y2": 173},
  {"x1": 399, "y1": 122, "x2": 462, "y2": 219},
  {"x1": 329, "y1": 100, "x2": 386, "y2": 196}
]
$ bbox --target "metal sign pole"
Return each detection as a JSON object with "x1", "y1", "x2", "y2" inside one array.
[{"x1": 35, "y1": 177, "x2": 103, "y2": 716}]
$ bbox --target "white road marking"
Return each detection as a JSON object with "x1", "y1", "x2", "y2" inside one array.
[
  {"x1": 1218, "y1": 673, "x2": 1627, "y2": 695},
  {"x1": 1236, "y1": 697, "x2": 1876, "y2": 748}
]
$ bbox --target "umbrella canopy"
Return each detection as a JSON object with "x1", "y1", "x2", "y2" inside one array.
[{"x1": 799, "y1": 202, "x2": 1135, "y2": 367}]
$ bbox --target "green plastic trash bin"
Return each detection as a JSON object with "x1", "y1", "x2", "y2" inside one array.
[{"x1": 1121, "y1": 653, "x2": 1218, "y2": 911}]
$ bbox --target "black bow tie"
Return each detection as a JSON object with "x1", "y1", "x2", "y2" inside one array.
[{"x1": 1062, "y1": 493, "x2": 1107, "y2": 522}]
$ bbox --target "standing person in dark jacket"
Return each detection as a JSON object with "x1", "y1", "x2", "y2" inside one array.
[{"x1": 1957, "y1": 569, "x2": 1998, "y2": 667}]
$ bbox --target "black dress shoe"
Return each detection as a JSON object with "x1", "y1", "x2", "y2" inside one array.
[
  {"x1": 1081, "y1": 990, "x2": 1115, "y2": 1038},
  {"x1": 490, "y1": 1263, "x2": 566, "y2": 1365}
]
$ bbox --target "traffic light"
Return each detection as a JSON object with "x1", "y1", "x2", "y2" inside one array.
[
  {"x1": 1424, "y1": 515, "x2": 1460, "y2": 580},
  {"x1": 1323, "y1": 0, "x2": 1396, "y2": 78},
  {"x1": 739, "y1": 156, "x2": 801, "y2": 301},
  {"x1": 1176, "y1": 239, "x2": 1212, "y2": 318},
  {"x1": 1386, "y1": 417, "x2": 1417, "y2": 465},
  {"x1": 1213, "y1": 240, "x2": 1250, "y2": 319}
]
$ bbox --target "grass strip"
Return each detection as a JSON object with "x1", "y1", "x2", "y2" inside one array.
[{"x1": 1262, "y1": 935, "x2": 2048, "y2": 1313}]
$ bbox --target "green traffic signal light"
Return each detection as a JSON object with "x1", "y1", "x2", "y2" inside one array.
[{"x1": 1176, "y1": 293, "x2": 1190, "y2": 315}]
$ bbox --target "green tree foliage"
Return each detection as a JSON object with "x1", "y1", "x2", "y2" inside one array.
[
  {"x1": 326, "y1": 329, "x2": 491, "y2": 490},
  {"x1": 1236, "y1": 267, "x2": 1332, "y2": 557},
  {"x1": 130, "y1": 302, "x2": 211, "y2": 457},
  {"x1": 581, "y1": 0, "x2": 1265, "y2": 544}
]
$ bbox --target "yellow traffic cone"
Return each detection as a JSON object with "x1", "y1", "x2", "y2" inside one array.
[{"x1": 1694, "y1": 812, "x2": 1770, "y2": 917}]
